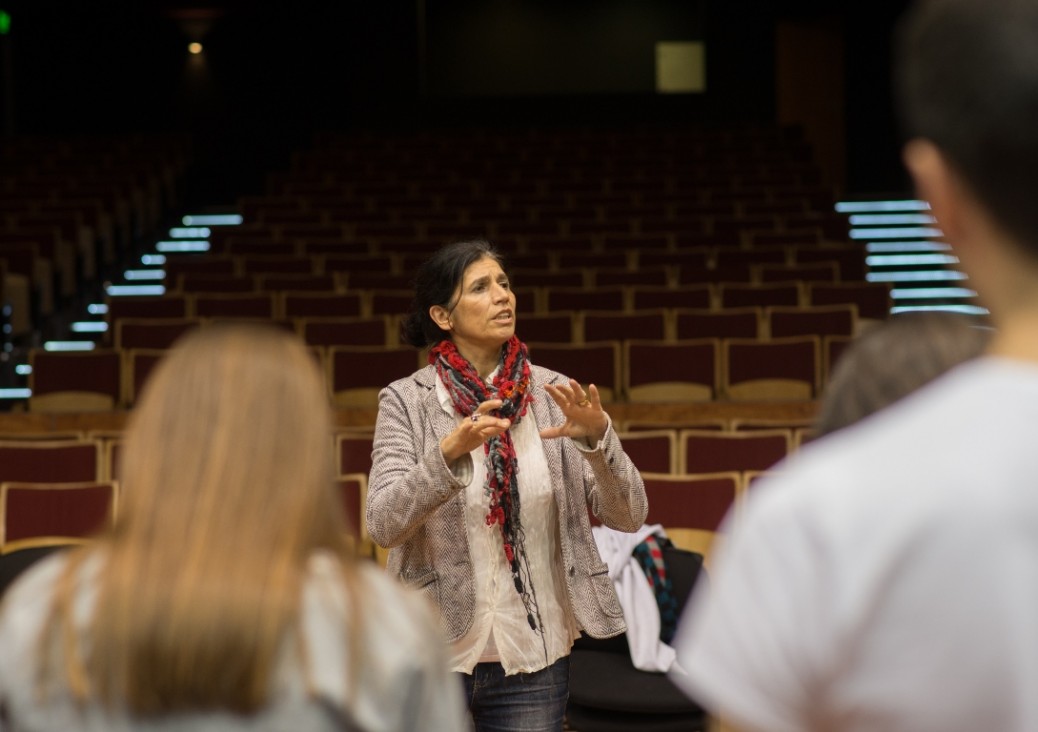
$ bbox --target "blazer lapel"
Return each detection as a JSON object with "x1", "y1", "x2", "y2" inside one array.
[{"x1": 413, "y1": 365, "x2": 460, "y2": 451}]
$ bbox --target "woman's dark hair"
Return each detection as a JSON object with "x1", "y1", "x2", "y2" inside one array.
[
  {"x1": 815, "y1": 311, "x2": 991, "y2": 437},
  {"x1": 400, "y1": 239, "x2": 503, "y2": 348}
]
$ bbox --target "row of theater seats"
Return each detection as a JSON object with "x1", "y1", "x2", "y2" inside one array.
[
  {"x1": 104, "y1": 304, "x2": 862, "y2": 349},
  {"x1": 25, "y1": 333, "x2": 853, "y2": 411},
  {"x1": 0, "y1": 421, "x2": 806, "y2": 563},
  {"x1": 162, "y1": 249, "x2": 858, "y2": 280},
  {"x1": 109, "y1": 278, "x2": 890, "y2": 320},
  {"x1": 160, "y1": 245, "x2": 866, "y2": 281},
  {"x1": 0, "y1": 135, "x2": 191, "y2": 338},
  {"x1": 0, "y1": 419, "x2": 811, "y2": 484}
]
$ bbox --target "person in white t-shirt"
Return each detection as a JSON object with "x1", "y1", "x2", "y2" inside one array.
[{"x1": 670, "y1": 1, "x2": 1038, "y2": 730}]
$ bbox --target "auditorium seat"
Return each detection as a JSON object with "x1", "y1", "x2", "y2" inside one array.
[
  {"x1": 718, "y1": 282, "x2": 802, "y2": 309},
  {"x1": 546, "y1": 287, "x2": 627, "y2": 313},
  {"x1": 615, "y1": 430, "x2": 677, "y2": 473},
  {"x1": 525, "y1": 342, "x2": 621, "y2": 402},
  {"x1": 192, "y1": 293, "x2": 278, "y2": 319},
  {"x1": 0, "y1": 481, "x2": 117, "y2": 553},
  {"x1": 808, "y1": 282, "x2": 892, "y2": 321},
  {"x1": 114, "y1": 317, "x2": 201, "y2": 350},
  {"x1": 298, "y1": 316, "x2": 394, "y2": 348},
  {"x1": 623, "y1": 339, "x2": 719, "y2": 403},
  {"x1": 675, "y1": 308, "x2": 761, "y2": 340},
  {"x1": 641, "y1": 472, "x2": 742, "y2": 562},
  {"x1": 28, "y1": 350, "x2": 122, "y2": 412},
  {"x1": 282, "y1": 291, "x2": 364, "y2": 319},
  {"x1": 0, "y1": 440, "x2": 102, "y2": 484},
  {"x1": 722, "y1": 336, "x2": 821, "y2": 400},
  {"x1": 516, "y1": 312, "x2": 577, "y2": 344},
  {"x1": 630, "y1": 285, "x2": 712, "y2": 312},
  {"x1": 123, "y1": 349, "x2": 167, "y2": 406},
  {"x1": 327, "y1": 347, "x2": 423, "y2": 409},
  {"x1": 581, "y1": 310, "x2": 669, "y2": 344},
  {"x1": 678, "y1": 429, "x2": 791, "y2": 475},
  {"x1": 765, "y1": 304, "x2": 857, "y2": 338}
]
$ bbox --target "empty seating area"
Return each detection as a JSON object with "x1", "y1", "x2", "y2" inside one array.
[
  {"x1": 19, "y1": 125, "x2": 881, "y2": 416},
  {"x1": 3, "y1": 125, "x2": 875, "y2": 564},
  {"x1": 0, "y1": 134, "x2": 192, "y2": 342},
  {"x1": 0, "y1": 429, "x2": 371, "y2": 556}
]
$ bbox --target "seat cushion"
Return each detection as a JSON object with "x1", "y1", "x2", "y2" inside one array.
[{"x1": 567, "y1": 649, "x2": 705, "y2": 715}]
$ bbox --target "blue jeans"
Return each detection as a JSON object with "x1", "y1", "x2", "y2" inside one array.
[{"x1": 460, "y1": 656, "x2": 570, "y2": 732}]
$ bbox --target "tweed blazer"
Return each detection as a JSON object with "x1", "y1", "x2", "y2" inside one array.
[{"x1": 366, "y1": 363, "x2": 648, "y2": 644}]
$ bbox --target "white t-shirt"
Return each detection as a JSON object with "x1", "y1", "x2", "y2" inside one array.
[
  {"x1": 0, "y1": 551, "x2": 467, "y2": 732},
  {"x1": 672, "y1": 357, "x2": 1038, "y2": 732}
]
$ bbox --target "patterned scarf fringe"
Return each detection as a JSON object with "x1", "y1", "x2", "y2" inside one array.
[{"x1": 431, "y1": 336, "x2": 543, "y2": 634}]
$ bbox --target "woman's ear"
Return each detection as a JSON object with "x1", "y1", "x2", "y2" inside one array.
[
  {"x1": 429, "y1": 305, "x2": 452, "y2": 331},
  {"x1": 902, "y1": 138, "x2": 962, "y2": 241}
]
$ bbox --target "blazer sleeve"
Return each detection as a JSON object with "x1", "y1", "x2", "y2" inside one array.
[
  {"x1": 365, "y1": 377, "x2": 469, "y2": 549},
  {"x1": 574, "y1": 414, "x2": 648, "y2": 532},
  {"x1": 537, "y1": 368, "x2": 648, "y2": 532}
]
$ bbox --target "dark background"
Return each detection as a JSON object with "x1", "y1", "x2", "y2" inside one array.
[{"x1": 0, "y1": 0, "x2": 912, "y2": 205}]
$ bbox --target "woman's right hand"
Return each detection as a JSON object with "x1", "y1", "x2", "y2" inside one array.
[{"x1": 440, "y1": 399, "x2": 510, "y2": 463}]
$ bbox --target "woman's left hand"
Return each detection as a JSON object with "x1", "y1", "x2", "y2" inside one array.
[{"x1": 539, "y1": 379, "x2": 608, "y2": 445}]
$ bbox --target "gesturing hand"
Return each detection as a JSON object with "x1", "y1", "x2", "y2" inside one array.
[
  {"x1": 539, "y1": 379, "x2": 608, "y2": 445},
  {"x1": 440, "y1": 399, "x2": 511, "y2": 463}
]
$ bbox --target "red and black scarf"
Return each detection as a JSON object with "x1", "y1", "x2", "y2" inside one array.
[{"x1": 430, "y1": 335, "x2": 543, "y2": 633}]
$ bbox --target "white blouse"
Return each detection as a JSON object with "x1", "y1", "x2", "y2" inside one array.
[{"x1": 436, "y1": 374, "x2": 579, "y2": 675}]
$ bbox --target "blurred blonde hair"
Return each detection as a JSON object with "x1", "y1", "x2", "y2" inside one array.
[{"x1": 40, "y1": 324, "x2": 359, "y2": 714}]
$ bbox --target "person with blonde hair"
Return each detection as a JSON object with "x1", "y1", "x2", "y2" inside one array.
[{"x1": 0, "y1": 325, "x2": 466, "y2": 731}]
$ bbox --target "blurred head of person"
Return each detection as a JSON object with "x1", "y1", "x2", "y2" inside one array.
[
  {"x1": 896, "y1": 0, "x2": 1038, "y2": 312},
  {"x1": 41, "y1": 324, "x2": 356, "y2": 715},
  {"x1": 815, "y1": 312, "x2": 991, "y2": 437}
]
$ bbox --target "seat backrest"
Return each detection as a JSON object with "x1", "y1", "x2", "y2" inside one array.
[
  {"x1": 630, "y1": 285, "x2": 712, "y2": 312},
  {"x1": 623, "y1": 339, "x2": 719, "y2": 403},
  {"x1": 327, "y1": 347, "x2": 423, "y2": 408},
  {"x1": 282, "y1": 291, "x2": 364, "y2": 318},
  {"x1": 28, "y1": 350, "x2": 122, "y2": 405},
  {"x1": 675, "y1": 308, "x2": 760, "y2": 340},
  {"x1": 525, "y1": 342, "x2": 620, "y2": 402},
  {"x1": 642, "y1": 472, "x2": 742, "y2": 561},
  {"x1": 546, "y1": 287, "x2": 627, "y2": 313},
  {"x1": 192, "y1": 293, "x2": 277, "y2": 319},
  {"x1": 765, "y1": 303, "x2": 857, "y2": 339},
  {"x1": 299, "y1": 316, "x2": 392, "y2": 348},
  {"x1": 0, "y1": 440, "x2": 101, "y2": 484},
  {"x1": 582, "y1": 310, "x2": 668, "y2": 344},
  {"x1": 516, "y1": 312, "x2": 577, "y2": 344},
  {"x1": 336, "y1": 431, "x2": 375, "y2": 476},
  {"x1": 719, "y1": 282, "x2": 801, "y2": 309},
  {"x1": 679, "y1": 430, "x2": 791, "y2": 474},
  {"x1": 1, "y1": 481, "x2": 117, "y2": 552},
  {"x1": 808, "y1": 281, "x2": 892, "y2": 320},
  {"x1": 336, "y1": 473, "x2": 367, "y2": 547},
  {"x1": 722, "y1": 335, "x2": 820, "y2": 400},
  {"x1": 115, "y1": 317, "x2": 201, "y2": 350},
  {"x1": 616, "y1": 430, "x2": 677, "y2": 474}
]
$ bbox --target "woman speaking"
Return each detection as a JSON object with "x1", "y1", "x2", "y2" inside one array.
[{"x1": 367, "y1": 240, "x2": 648, "y2": 732}]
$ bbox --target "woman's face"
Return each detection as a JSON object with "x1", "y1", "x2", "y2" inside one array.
[{"x1": 440, "y1": 255, "x2": 516, "y2": 356}]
